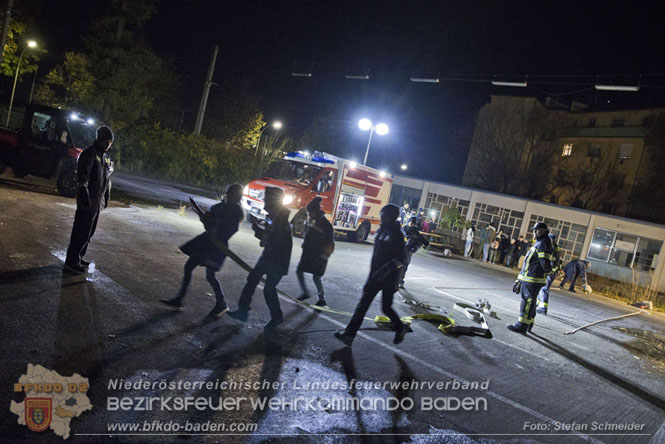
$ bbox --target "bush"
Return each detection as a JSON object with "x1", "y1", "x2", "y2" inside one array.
[{"x1": 113, "y1": 123, "x2": 257, "y2": 189}]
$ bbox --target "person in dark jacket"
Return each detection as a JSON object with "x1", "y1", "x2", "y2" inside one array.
[
  {"x1": 64, "y1": 126, "x2": 114, "y2": 274},
  {"x1": 498, "y1": 232, "x2": 510, "y2": 265},
  {"x1": 296, "y1": 197, "x2": 334, "y2": 307},
  {"x1": 160, "y1": 184, "x2": 244, "y2": 316},
  {"x1": 537, "y1": 233, "x2": 562, "y2": 314},
  {"x1": 228, "y1": 187, "x2": 293, "y2": 331},
  {"x1": 516, "y1": 235, "x2": 529, "y2": 269},
  {"x1": 507, "y1": 222, "x2": 553, "y2": 334},
  {"x1": 399, "y1": 216, "x2": 430, "y2": 288},
  {"x1": 559, "y1": 259, "x2": 590, "y2": 292},
  {"x1": 334, "y1": 204, "x2": 408, "y2": 346}
]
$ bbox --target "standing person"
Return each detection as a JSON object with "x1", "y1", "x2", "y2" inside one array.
[
  {"x1": 478, "y1": 225, "x2": 490, "y2": 262},
  {"x1": 228, "y1": 187, "x2": 293, "y2": 331},
  {"x1": 399, "y1": 216, "x2": 430, "y2": 288},
  {"x1": 507, "y1": 223, "x2": 553, "y2": 334},
  {"x1": 559, "y1": 259, "x2": 590, "y2": 293},
  {"x1": 399, "y1": 201, "x2": 410, "y2": 225},
  {"x1": 334, "y1": 204, "x2": 408, "y2": 346},
  {"x1": 422, "y1": 217, "x2": 430, "y2": 233},
  {"x1": 517, "y1": 235, "x2": 529, "y2": 270},
  {"x1": 296, "y1": 197, "x2": 334, "y2": 307},
  {"x1": 64, "y1": 126, "x2": 114, "y2": 274},
  {"x1": 488, "y1": 236, "x2": 500, "y2": 264},
  {"x1": 160, "y1": 184, "x2": 244, "y2": 316},
  {"x1": 537, "y1": 233, "x2": 561, "y2": 314},
  {"x1": 463, "y1": 223, "x2": 476, "y2": 257},
  {"x1": 498, "y1": 231, "x2": 510, "y2": 265},
  {"x1": 506, "y1": 237, "x2": 518, "y2": 267}
]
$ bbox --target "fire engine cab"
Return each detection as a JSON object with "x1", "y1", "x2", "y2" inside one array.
[{"x1": 242, "y1": 151, "x2": 393, "y2": 242}]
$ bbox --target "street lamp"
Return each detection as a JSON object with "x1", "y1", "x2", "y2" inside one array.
[
  {"x1": 358, "y1": 118, "x2": 389, "y2": 165},
  {"x1": 400, "y1": 164, "x2": 407, "y2": 171},
  {"x1": 6, "y1": 40, "x2": 37, "y2": 126},
  {"x1": 256, "y1": 120, "x2": 282, "y2": 173}
]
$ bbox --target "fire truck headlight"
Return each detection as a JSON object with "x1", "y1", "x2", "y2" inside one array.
[
  {"x1": 283, "y1": 194, "x2": 294, "y2": 205},
  {"x1": 244, "y1": 185, "x2": 249, "y2": 195}
]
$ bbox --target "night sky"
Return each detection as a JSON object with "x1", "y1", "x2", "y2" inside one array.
[{"x1": 27, "y1": 0, "x2": 665, "y2": 182}]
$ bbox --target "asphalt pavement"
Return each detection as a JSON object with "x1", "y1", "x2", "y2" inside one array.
[{"x1": 1, "y1": 172, "x2": 664, "y2": 444}]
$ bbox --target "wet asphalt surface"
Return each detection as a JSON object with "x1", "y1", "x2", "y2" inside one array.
[{"x1": 1, "y1": 172, "x2": 664, "y2": 444}]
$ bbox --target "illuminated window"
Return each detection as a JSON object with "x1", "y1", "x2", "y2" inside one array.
[{"x1": 562, "y1": 143, "x2": 573, "y2": 156}]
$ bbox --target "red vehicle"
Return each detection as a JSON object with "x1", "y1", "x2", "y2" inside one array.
[
  {"x1": 243, "y1": 151, "x2": 393, "y2": 242},
  {"x1": 0, "y1": 104, "x2": 97, "y2": 197}
]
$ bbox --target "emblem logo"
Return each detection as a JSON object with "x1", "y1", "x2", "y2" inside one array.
[{"x1": 25, "y1": 398, "x2": 52, "y2": 432}]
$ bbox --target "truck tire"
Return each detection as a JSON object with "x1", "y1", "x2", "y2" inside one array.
[
  {"x1": 291, "y1": 210, "x2": 307, "y2": 238},
  {"x1": 349, "y1": 221, "x2": 370, "y2": 243},
  {"x1": 56, "y1": 164, "x2": 77, "y2": 197}
]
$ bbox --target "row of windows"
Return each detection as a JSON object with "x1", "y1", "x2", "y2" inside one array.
[
  {"x1": 587, "y1": 227, "x2": 662, "y2": 271},
  {"x1": 571, "y1": 116, "x2": 653, "y2": 128},
  {"x1": 561, "y1": 143, "x2": 633, "y2": 160}
]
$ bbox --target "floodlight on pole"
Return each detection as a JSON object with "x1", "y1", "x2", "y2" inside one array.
[
  {"x1": 400, "y1": 164, "x2": 407, "y2": 171},
  {"x1": 594, "y1": 84, "x2": 640, "y2": 92},
  {"x1": 491, "y1": 81, "x2": 527, "y2": 87},
  {"x1": 6, "y1": 40, "x2": 38, "y2": 126},
  {"x1": 358, "y1": 118, "x2": 389, "y2": 166}
]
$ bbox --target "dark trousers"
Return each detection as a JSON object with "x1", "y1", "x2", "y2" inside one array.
[
  {"x1": 344, "y1": 278, "x2": 403, "y2": 338},
  {"x1": 65, "y1": 209, "x2": 100, "y2": 266},
  {"x1": 176, "y1": 257, "x2": 226, "y2": 305},
  {"x1": 237, "y1": 256, "x2": 284, "y2": 322},
  {"x1": 538, "y1": 274, "x2": 555, "y2": 305},
  {"x1": 296, "y1": 268, "x2": 324, "y2": 298},
  {"x1": 559, "y1": 272, "x2": 579, "y2": 290},
  {"x1": 519, "y1": 281, "x2": 543, "y2": 326},
  {"x1": 400, "y1": 250, "x2": 413, "y2": 284}
]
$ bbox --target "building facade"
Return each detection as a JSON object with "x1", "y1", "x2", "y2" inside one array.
[
  {"x1": 391, "y1": 175, "x2": 665, "y2": 292},
  {"x1": 462, "y1": 95, "x2": 664, "y2": 218}
]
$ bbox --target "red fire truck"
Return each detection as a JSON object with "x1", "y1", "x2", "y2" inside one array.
[{"x1": 242, "y1": 151, "x2": 393, "y2": 242}]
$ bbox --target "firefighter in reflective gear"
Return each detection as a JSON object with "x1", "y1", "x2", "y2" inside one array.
[
  {"x1": 536, "y1": 233, "x2": 561, "y2": 315},
  {"x1": 507, "y1": 222, "x2": 553, "y2": 333}
]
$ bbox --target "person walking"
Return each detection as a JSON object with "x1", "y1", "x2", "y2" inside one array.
[
  {"x1": 296, "y1": 197, "x2": 334, "y2": 307},
  {"x1": 160, "y1": 184, "x2": 244, "y2": 316},
  {"x1": 399, "y1": 216, "x2": 430, "y2": 288},
  {"x1": 64, "y1": 126, "x2": 114, "y2": 274},
  {"x1": 507, "y1": 222, "x2": 553, "y2": 334},
  {"x1": 334, "y1": 204, "x2": 408, "y2": 346},
  {"x1": 537, "y1": 233, "x2": 561, "y2": 314},
  {"x1": 228, "y1": 187, "x2": 293, "y2": 331}
]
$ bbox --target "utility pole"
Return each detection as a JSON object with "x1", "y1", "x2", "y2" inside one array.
[
  {"x1": 0, "y1": 0, "x2": 14, "y2": 65},
  {"x1": 193, "y1": 45, "x2": 218, "y2": 135}
]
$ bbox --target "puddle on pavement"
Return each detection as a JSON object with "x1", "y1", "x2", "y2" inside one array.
[{"x1": 612, "y1": 326, "x2": 665, "y2": 374}]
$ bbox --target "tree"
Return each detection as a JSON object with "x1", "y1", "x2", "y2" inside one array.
[
  {"x1": 463, "y1": 97, "x2": 565, "y2": 199},
  {"x1": 630, "y1": 112, "x2": 665, "y2": 222},
  {"x1": 33, "y1": 52, "x2": 94, "y2": 108},
  {"x1": 83, "y1": 0, "x2": 176, "y2": 126},
  {"x1": 1, "y1": 19, "x2": 43, "y2": 79}
]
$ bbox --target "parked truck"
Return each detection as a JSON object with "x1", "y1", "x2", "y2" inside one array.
[
  {"x1": 0, "y1": 104, "x2": 97, "y2": 197},
  {"x1": 243, "y1": 151, "x2": 393, "y2": 242}
]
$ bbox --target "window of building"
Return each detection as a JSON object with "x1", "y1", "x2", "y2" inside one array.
[
  {"x1": 587, "y1": 227, "x2": 663, "y2": 270},
  {"x1": 588, "y1": 118, "x2": 596, "y2": 127},
  {"x1": 588, "y1": 228, "x2": 615, "y2": 262},
  {"x1": 611, "y1": 117, "x2": 625, "y2": 127},
  {"x1": 609, "y1": 173, "x2": 625, "y2": 188},
  {"x1": 587, "y1": 145, "x2": 601, "y2": 158},
  {"x1": 562, "y1": 143, "x2": 573, "y2": 156},
  {"x1": 618, "y1": 143, "x2": 633, "y2": 160}
]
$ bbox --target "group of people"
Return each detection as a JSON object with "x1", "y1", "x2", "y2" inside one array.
[
  {"x1": 464, "y1": 223, "x2": 530, "y2": 268},
  {"x1": 62, "y1": 126, "x2": 592, "y2": 344},
  {"x1": 399, "y1": 202, "x2": 435, "y2": 233}
]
